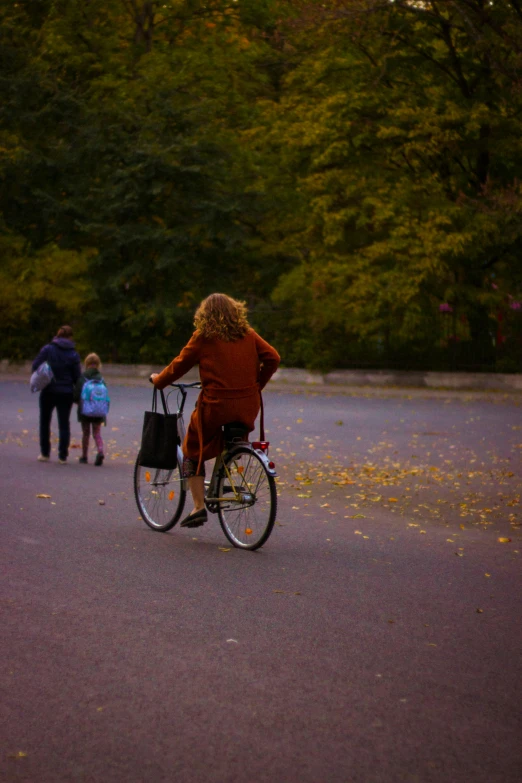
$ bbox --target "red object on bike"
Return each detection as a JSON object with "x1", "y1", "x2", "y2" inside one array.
[{"x1": 252, "y1": 441, "x2": 269, "y2": 452}]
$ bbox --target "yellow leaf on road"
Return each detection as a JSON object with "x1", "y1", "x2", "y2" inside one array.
[
  {"x1": 498, "y1": 537, "x2": 511, "y2": 543},
  {"x1": 36, "y1": 494, "x2": 51, "y2": 499},
  {"x1": 218, "y1": 547, "x2": 231, "y2": 552}
]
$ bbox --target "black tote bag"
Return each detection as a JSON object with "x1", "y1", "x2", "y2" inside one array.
[{"x1": 139, "y1": 388, "x2": 179, "y2": 469}]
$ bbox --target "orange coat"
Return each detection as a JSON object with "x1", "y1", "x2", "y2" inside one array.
[{"x1": 153, "y1": 328, "x2": 280, "y2": 468}]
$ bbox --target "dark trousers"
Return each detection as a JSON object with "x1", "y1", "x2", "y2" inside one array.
[{"x1": 39, "y1": 391, "x2": 74, "y2": 461}]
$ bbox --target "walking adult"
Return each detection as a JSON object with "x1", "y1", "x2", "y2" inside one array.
[
  {"x1": 32, "y1": 325, "x2": 81, "y2": 464},
  {"x1": 150, "y1": 293, "x2": 280, "y2": 528}
]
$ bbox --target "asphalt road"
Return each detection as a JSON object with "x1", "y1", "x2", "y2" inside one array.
[{"x1": 1, "y1": 381, "x2": 521, "y2": 783}]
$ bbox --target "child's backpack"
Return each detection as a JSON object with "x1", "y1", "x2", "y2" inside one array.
[{"x1": 81, "y1": 378, "x2": 110, "y2": 418}]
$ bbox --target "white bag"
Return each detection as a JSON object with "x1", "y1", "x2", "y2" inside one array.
[{"x1": 30, "y1": 361, "x2": 54, "y2": 393}]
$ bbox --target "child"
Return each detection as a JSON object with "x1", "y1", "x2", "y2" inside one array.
[{"x1": 73, "y1": 353, "x2": 108, "y2": 465}]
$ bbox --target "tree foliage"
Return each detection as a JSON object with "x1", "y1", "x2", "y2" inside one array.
[
  {"x1": 261, "y1": 0, "x2": 522, "y2": 369},
  {"x1": 1, "y1": 0, "x2": 521, "y2": 369}
]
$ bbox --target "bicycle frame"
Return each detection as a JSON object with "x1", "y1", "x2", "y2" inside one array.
[
  {"x1": 205, "y1": 444, "x2": 277, "y2": 503},
  {"x1": 168, "y1": 381, "x2": 277, "y2": 505}
]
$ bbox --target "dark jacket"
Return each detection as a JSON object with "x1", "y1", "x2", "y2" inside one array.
[
  {"x1": 32, "y1": 338, "x2": 81, "y2": 395},
  {"x1": 73, "y1": 368, "x2": 107, "y2": 424}
]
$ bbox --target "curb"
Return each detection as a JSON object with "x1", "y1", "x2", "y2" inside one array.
[{"x1": 2, "y1": 362, "x2": 522, "y2": 397}]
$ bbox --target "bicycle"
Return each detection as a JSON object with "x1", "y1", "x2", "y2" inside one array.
[{"x1": 133, "y1": 382, "x2": 278, "y2": 550}]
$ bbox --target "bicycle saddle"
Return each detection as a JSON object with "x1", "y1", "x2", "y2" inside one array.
[{"x1": 223, "y1": 422, "x2": 249, "y2": 446}]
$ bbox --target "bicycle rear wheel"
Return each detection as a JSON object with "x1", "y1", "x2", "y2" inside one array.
[
  {"x1": 217, "y1": 447, "x2": 277, "y2": 550},
  {"x1": 134, "y1": 451, "x2": 186, "y2": 532}
]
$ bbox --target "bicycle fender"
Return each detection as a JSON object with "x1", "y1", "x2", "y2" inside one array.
[
  {"x1": 227, "y1": 444, "x2": 278, "y2": 478},
  {"x1": 178, "y1": 444, "x2": 189, "y2": 489}
]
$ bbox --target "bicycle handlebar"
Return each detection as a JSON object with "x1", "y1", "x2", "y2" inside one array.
[{"x1": 148, "y1": 376, "x2": 201, "y2": 390}]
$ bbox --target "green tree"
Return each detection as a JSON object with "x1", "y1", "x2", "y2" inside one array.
[
  {"x1": 0, "y1": 0, "x2": 285, "y2": 361},
  {"x1": 261, "y1": 0, "x2": 522, "y2": 369}
]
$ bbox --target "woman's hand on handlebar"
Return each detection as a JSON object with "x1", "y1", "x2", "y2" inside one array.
[{"x1": 149, "y1": 373, "x2": 159, "y2": 385}]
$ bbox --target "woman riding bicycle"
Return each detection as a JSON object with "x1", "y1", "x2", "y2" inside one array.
[{"x1": 150, "y1": 293, "x2": 280, "y2": 529}]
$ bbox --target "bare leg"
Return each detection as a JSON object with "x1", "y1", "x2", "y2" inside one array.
[{"x1": 188, "y1": 476, "x2": 205, "y2": 513}]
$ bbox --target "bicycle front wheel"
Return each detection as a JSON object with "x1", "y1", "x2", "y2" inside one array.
[
  {"x1": 217, "y1": 447, "x2": 277, "y2": 550},
  {"x1": 134, "y1": 451, "x2": 186, "y2": 532}
]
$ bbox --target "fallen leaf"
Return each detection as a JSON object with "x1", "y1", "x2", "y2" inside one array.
[
  {"x1": 218, "y1": 547, "x2": 231, "y2": 552},
  {"x1": 36, "y1": 494, "x2": 51, "y2": 499},
  {"x1": 388, "y1": 498, "x2": 398, "y2": 503},
  {"x1": 498, "y1": 537, "x2": 511, "y2": 543},
  {"x1": 476, "y1": 608, "x2": 483, "y2": 614},
  {"x1": 98, "y1": 500, "x2": 106, "y2": 505}
]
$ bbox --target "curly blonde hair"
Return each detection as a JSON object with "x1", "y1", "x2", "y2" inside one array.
[{"x1": 194, "y1": 293, "x2": 250, "y2": 341}]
